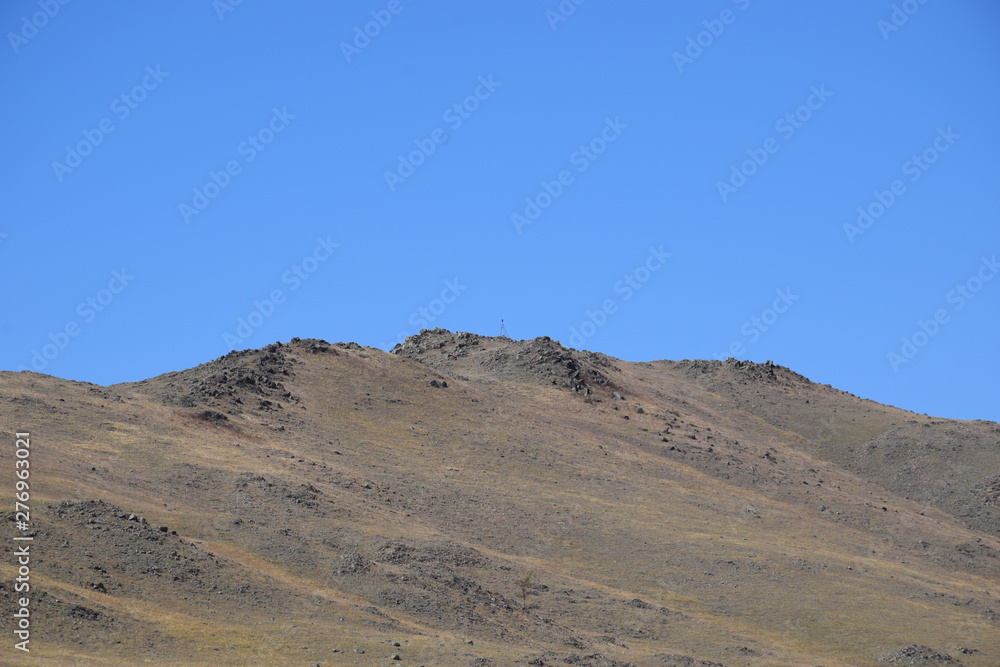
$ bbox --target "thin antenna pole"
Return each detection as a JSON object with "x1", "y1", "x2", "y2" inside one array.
[{"x1": 499, "y1": 319, "x2": 509, "y2": 338}]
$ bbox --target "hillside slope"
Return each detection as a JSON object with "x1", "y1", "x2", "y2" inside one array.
[{"x1": 0, "y1": 329, "x2": 997, "y2": 666}]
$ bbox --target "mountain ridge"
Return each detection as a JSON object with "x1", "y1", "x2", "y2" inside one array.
[{"x1": 0, "y1": 329, "x2": 997, "y2": 666}]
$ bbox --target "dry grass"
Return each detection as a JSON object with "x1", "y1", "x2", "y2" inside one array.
[{"x1": 0, "y1": 334, "x2": 996, "y2": 666}]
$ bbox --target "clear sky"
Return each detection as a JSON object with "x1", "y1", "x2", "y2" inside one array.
[{"x1": 3, "y1": 1, "x2": 998, "y2": 422}]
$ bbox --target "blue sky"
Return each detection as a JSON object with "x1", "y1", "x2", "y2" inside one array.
[{"x1": 3, "y1": 1, "x2": 998, "y2": 422}]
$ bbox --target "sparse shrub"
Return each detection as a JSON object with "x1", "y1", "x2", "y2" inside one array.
[{"x1": 516, "y1": 571, "x2": 533, "y2": 608}]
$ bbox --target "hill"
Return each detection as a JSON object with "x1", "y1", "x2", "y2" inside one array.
[{"x1": 0, "y1": 329, "x2": 997, "y2": 666}]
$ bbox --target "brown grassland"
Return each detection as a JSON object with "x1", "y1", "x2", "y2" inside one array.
[{"x1": 0, "y1": 329, "x2": 997, "y2": 666}]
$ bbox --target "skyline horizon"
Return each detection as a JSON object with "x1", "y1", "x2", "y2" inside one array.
[{"x1": 11, "y1": 323, "x2": 993, "y2": 424}]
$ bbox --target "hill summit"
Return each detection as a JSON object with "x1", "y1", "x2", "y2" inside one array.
[{"x1": 391, "y1": 328, "x2": 621, "y2": 394}]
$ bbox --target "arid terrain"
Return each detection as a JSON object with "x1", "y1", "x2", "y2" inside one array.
[{"x1": 1, "y1": 328, "x2": 998, "y2": 666}]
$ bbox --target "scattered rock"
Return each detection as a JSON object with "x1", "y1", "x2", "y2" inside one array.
[
  {"x1": 198, "y1": 410, "x2": 228, "y2": 423},
  {"x1": 879, "y1": 644, "x2": 962, "y2": 664},
  {"x1": 652, "y1": 654, "x2": 725, "y2": 667},
  {"x1": 393, "y1": 329, "x2": 620, "y2": 396}
]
